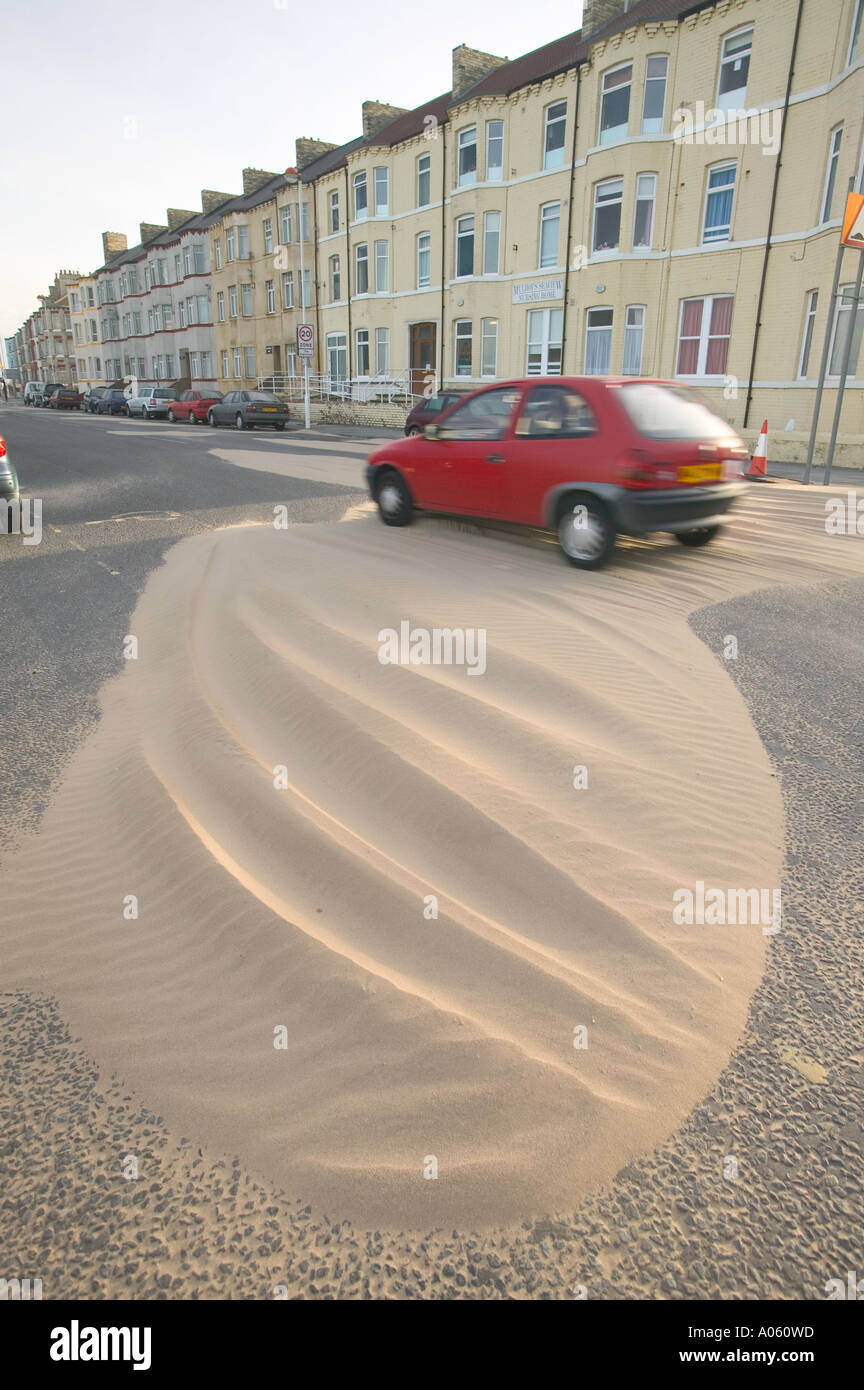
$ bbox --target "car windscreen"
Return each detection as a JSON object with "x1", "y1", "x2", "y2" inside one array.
[{"x1": 616, "y1": 383, "x2": 733, "y2": 440}]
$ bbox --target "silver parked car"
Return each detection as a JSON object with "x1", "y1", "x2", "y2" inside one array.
[
  {"x1": 127, "y1": 386, "x2": 178, "y2": 419},
  {"x1": 207, "y1": 390, "x2": 290, "y2": 430}
]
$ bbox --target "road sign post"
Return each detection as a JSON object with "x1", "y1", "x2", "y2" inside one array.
[{"x1": 297, "y1": 323, "x2": 313, "y2": 432}]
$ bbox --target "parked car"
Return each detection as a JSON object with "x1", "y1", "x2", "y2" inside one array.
[
  {"x1": 94, "y1": 388, "x2": 129, "y2": 415},
  {"x1": 127, "y1": 386, "x2": 179, "y2": 420},
  {"x1": 23, "y1": 381, "x2": 42, "y2": 406},
  {"x1": 366, "y1": 378, "x2": 749, "y2": 570},
  {"x1": 0, "y1": 434, "x2": 20, "y2": 509},
  {"x1": 82, "y1": 387, "x2": 109, "y2": 414},
  {"x1": 404, "y1": 388, "x2": 467, "y2": 436},
  {"x1": 47, "y1": 387, "x2": 83, "y2": 410},
  {"x1": 33, "y1": 382, "x2": 63, "y2": 407},
  {"x1": 207, "y1": 390, "x2": 290, "y2": 430},
  {"x1": 168, "y1": 389, "x2": 223, "y2": 424}
]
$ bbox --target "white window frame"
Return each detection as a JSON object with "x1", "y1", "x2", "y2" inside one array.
[
  {"x1": 374, "y1": 167, "x2": 389, "y2": 216},
  {"x1": 355, "y1": 243, "x2": 369, "y2": 294},
  {"x1": 233, "y1": 347, "x2": 242, "y2": 378},
  {"x1": 266, "y1": 279, "x2": 275, "y2": 314},
  {"x1": 623, "y1": 305, "x2": 646, "y2": 375},
  {"x1": 375, "y1": 327, "x2": 390, "y2": 375},
  {"x1": 226, "y1": 228, "x2": 236, "y2": 261},
  {"x1": 486, "y1": 120, "x2": 503, "y2": 181},
  {"x1": 282, "y1": 272, "x2": 293, "y2": 309},
  {"x1": 355, "y1": 328, "x2": 370, "y2": 376},
  {"x1": 353, "y1": 171, "x2": 368, "y2": 220},
  {"x1": 374, "y1": 240, "x2": 389, "y2": 293},
  {"x1": 330, "y1": 255, "x2": 341, "y2": 302},
  {"x1": 454, "y1": 319, "x2": 473, "y2": 376},
  {"x1": 599, "y1": 63, "x2": 632, "y2": 145},
  {"x1": 797, "y1": 289, "x2": 818, "y2": 379},
  {"x1": 417, "y1": 153, "x2": 431, "y2": 207},
  {"x1": 456, "y1": 215, "x2": 474, "y2": 278},
  {"x1": 480, "y1": 317, "x2": 498, "y2": 377},
  {"x1": 458, "y1": 127, "x2": 477, "y2": 187},
  {"x1": 821, "y1": 126, "x2": 843, "y2": 224},
  {"x1": 526, "y1": 307, "x2": 563, "y2": 376},
  {"x1": 717, "y1": 26, "x2": 753, "y2": 115},
  {"x1": 850, "y1": 0, "x2": 863, "y2": 65},
  {"x1": 539, "y1": 202, "x2": 560, "y2": 269},
  {"x1": 326, "y1": 331, "x2": 348, "y2": 383},
  {"x1": 633, "y1": 173, "x2": 657, "y2": 248},
  {"x1": 263, "y1": 218, "x2": 273, "y2": 255},
  {"x1": 240, "y1": 283, "x2": 253, "y2": 317},
  {"x1": 417, "y1": 232, "x2": 431, "y2": 288},
  {"x1": 280, "y1": 205, "x2": 292, "y2": 243},
  {"x1": 828, "y1": 282, "x2": 864, "y2": 378},
  {"x1": 543, "y1": 101, "x2": 567, "y2": 169},
  {"x1": 703, "y1": 162, "x2": 737, "y2": 243},
  {"x1": 214, "y1": 240, "x2": 222, "y2": 270},
  {"x1": 329, "y1": 190, "x2": 340, "y2": 233},
  {"x1": 244, "y1": 345, "x2": 255, "y2": 379},
  {"x1": 585, "y1": 307, "x2": 613, "y2": 375},
  {"x1": 483, "y1": 211, "x2": 501, "y2": 275},
  {"x1": 675, "y1": 295, "x2": 734, "y2": 378},
  {"x1": 592, "y1": 178, "x2": 623, "y2": 253},
  {"x1": 641, "y1": 55, "x2": 668, "y2": 134}
]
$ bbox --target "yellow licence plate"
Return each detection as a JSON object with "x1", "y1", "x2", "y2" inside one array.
[
  {"x1": 679, "y1": 463, "x2": 722, "y2": 483},
  {"x1": 261, "y1": 407, "x2": 277, "y2": 412}
]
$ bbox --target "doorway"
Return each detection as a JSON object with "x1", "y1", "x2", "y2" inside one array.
[{"x1": 410, "y1": 322, "x2": 437, "y2": 397}]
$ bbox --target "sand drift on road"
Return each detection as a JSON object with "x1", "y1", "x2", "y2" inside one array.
[{"x1": 2, "y1": 486, "x2": 860, "y2": 1227}]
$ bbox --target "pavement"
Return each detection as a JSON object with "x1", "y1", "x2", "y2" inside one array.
[{"x1": 1, "y1": 402, "x2": 862, "y2": 1299}]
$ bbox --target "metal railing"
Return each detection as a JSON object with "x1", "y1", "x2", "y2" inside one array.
[{"x1": 257, "y1": 368, "x2": 417, "y2": 407}]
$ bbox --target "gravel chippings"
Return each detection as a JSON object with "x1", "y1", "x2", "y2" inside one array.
[{"x1": 2, "y1": 576, "x2": 862, "y2": 1300}]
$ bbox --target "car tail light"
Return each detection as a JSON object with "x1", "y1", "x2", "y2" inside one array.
[
  {"x1": 616, "y1": 449, "x2": 658, "y2": 488},
  {"x1": 0, "y1": 437, "x2": 6, "y2": 458},
  {"x1": 247, "y1": 405, "x2": 257, "y2": 412}
]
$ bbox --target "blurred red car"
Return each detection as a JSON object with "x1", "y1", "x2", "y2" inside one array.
[
  {"x1": 168, "y1": 389, "x2": 223, "y2": 424},
  {"x1": 366, "y1": 377, "x2": 748, "y2": 569}
]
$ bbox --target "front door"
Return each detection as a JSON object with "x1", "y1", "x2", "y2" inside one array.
[
  {"x1": 272, "y1": 345, "x2": 282, "y2": 376},
  {"x1": 502, "y1": 384, "x2": 599, "y2": 526},
  {"x1": 410, "y1": 322, "x2": 437, "y2": 398}
]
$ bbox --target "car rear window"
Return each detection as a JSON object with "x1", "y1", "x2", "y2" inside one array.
[
  {"x1": 154, "y1": 388, "x2": 176, "y2": 399},
  {"x1": 616, "y1": 383, "x2": 733, "y2": 440},
  {"x1": 249, "y1": 392, "x2": 278, "y2": 402}
]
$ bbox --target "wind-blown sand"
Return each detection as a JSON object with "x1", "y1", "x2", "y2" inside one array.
[{"x1": 3, "y1": 481, "x2": 861, "y2": 1227}]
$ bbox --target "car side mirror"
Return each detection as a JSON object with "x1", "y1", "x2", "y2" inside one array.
[{"x1": 424, "y1": 424, "x2": 440, "y2": 440}]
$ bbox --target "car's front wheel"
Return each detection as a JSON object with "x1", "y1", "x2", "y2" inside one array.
[
  {"x1": 407, "y1": 426, "x2": 422, "y2": 437},
  {"x1": 208, "y1": 411, "x2": 217, "y2": 427},
  {"x1": 275, "y1": 421, "x2": 286, "y2": 431},
  {"x1": 376, "y1": 468, "x2": 413, "y2": 526},
  {"x1": 675, "y1": 526, "x2": 721, "y2": 548},
  {"x1": 557, "y1": 495, "x2": 616, "y2": 570},
  {"x1": 168, "y1": 409, "x2": 176, "y2": 423}
]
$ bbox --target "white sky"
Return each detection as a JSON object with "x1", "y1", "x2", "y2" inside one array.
[{"x1": 0, "y1": 0, "x2": 584, "y2": 349}]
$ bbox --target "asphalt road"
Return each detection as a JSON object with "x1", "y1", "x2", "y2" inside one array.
[{"x1": 0, "y1": 402, "x2": 365, "y2": 848}]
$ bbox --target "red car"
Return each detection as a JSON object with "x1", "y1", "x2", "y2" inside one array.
[
  {"x1": 365, "y1": 377, "x2": 749, "y2": 569},
  {"x1": 167, "y1": 389, "x2": 223, "y2": 424}
]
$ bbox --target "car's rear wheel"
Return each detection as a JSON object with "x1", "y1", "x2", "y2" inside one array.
[
  {"x1": 376, "y1": 468, "x2": 413, "y2": 526},
  {"x1": 189, "y1": 412, "x2": 198, "y2": 425},
  {"x1": 275, "y1": 422, "x2": 286, "y2": 431},
  {"x1": 407, "y1": 426, "x2": 422, "y2": 437},
  {"x1": 168, "y1": 409, "x2": 176, "y2": 423},
  {"x1": 557, "y1": 495, "x2": 616, "y2": 570},
  {"x1": 675, "y1": 526, "x2": 721, "y2": 548},
  {"x1": 235, "y1": 413, "x2": 246, "y2": 430}
]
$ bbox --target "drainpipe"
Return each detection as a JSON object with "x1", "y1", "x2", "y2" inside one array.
[
  {"x1": 344, "y1": 165, "x2": 353, "y2": 377},
  {"x1": 560, "y1": 72, "x2": 582, "y2": 374},
  {"x1": 440, "y1": 121, "x2": 447, "y2": 389},
  {"x1": 312, "y1": 177, "x2": 321, "y2": 377},
  {"x1": 742, "y1": 0, "x2": 803, "y2": 429}
]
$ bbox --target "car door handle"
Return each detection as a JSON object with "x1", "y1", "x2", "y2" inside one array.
[{"x1": 486, "y1": 454, "x2": 505, "y2": 464}]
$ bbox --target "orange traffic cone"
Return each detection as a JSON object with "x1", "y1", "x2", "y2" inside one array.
[{"x1": 747, "y1": 420, "x2": 769, "y2": 479}]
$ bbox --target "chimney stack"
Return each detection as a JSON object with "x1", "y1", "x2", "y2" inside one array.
[
  {"x1": 451, "y1": 44, "x2": 506, "y2": 100},
  {"x1": 241, "y1": 167, "x2": 278, "y2": 194},
  {"x1": 362, "y1": 100, "x2": 408, "y2": 140},
  {"x1": 581, "y1": 0, "x2": 629, "y2": 38},
  {"x1": 102, "y1": 231, "x2": 128, "y2": 263},
  {"x1": 166, "y1": 207, "x2": 197, "y2": 230},
  {"x1": 201, "y1": 189, "x2": 235, "y2": 214},
  {"x1": 139, "y1": 221, "x2": 168, "y2": 244},
  {"x1": 295, "y1": 137, "x2": 339, "y2": 170}
]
